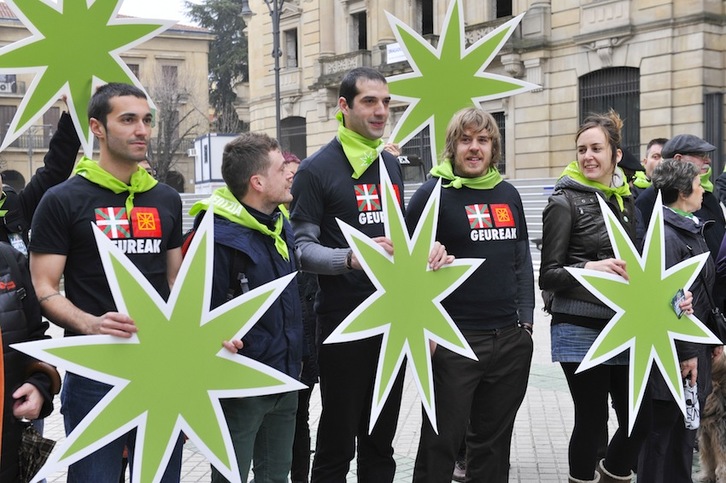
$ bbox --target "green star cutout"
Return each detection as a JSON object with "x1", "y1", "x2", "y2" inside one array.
[
  {"x1": 326, "y1": 163, "x2": 481, "y2": 433},
  {"x1": 567, "y1": 194, "x2": 721, "y2": 434},
  {"x1": 385, "y1": 0, "x2": 539, "y2": 165},
  {"x1": 0, "y1": 0, "x2": 173, "y2": 155},
  {"x1": 14, "y1": 210, "x2": 304, "y2": 483}
]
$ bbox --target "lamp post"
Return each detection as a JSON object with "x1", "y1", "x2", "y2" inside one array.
[{"x1": 241, "y1": 0, "x2": 284, "y2": 143}]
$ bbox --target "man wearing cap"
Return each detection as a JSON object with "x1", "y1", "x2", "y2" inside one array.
[{"x1": 636, "y1": 135, "x2": 724, "y2": 253}]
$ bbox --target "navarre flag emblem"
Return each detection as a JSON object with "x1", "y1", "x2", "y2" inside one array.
[
  {"x1": 490, "y1": 204, "x2": 515, "y2": 228},
  {"x1": 131, "y1": 207, "x2": 162, "y2": 238},
  {"x1": 355, "y1": 184, "x2": 381, "y2": 212},
  {"x1": 95, "y1": 207, "x2": 131, "y2": 239},
  {"x1": 466, "y1": 204, "x2": 491, "y2": 229}
]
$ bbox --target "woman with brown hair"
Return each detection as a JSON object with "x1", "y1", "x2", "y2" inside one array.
[{"x1": 540, "y1": 111, "x2": 651, "y2": 483}]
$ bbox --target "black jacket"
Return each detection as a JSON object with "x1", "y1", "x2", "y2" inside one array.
[
  {"x1": 650, "y1": 208, "x2": 715, "y2": 402},
  {"x1": 539, "y1": 176, "x2": 638, "y2": 314},
  {"x1": 1, "y1": 243, "x2": 56, "y2": 481},
  {"x1": 1, "y1": 111, "x2": 80, "y2": 250}
]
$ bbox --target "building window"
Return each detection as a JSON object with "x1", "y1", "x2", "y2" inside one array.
[
  {"x1": 127, "y1": 63, "x2": 140, "y2": 79},
  {"x1": 281, "y1": 116, "x2": 306, "y2": 160},
  {"x1": 705, "y1": 92, "x2": 724, "y2": 175},
  {"x1": 42, "y1": 107, "x2": 60, "y2": 147},
  {"x1": 284, "y1": 29, "x2": 298, "y2": 68},
  {"x1": 351, "y1": 11, "x2": 367, "y2": 50},
  {"x1": 162, "y1": 65, "x2": 178, "y2": 89},
  {"x1": 493, "y1": 112, "x2": 506, "y2": 173},
  {"x1": 579, "y1": 67, "x2": 640, "y2": 157},
  {"x1": 0, "y1": 105, "x2": 18, "y2": 147},
  {"x1": 416, "y1": 0, "x2": 434, "y2": 36},
  {"x1": 401, "y1": 127, "x2": 432, "y2": 183},
  {"x1": 496, "y1": 0, "x2": 512, "y2": 18}
]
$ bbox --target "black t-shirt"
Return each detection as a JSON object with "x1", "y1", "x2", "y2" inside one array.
[
  {"x1": 406, "y1": 179, "x2": 531, "y2": 329},
  {"x1": 30, "y1": 176, "x2": 183, "y2": 332},
  {"x1": 290, "y1": 138, "x2": 404, "y2": 318}
]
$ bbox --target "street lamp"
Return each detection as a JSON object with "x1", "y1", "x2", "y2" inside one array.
[{"x1": 240, "y1": 0, "x2": 284, "y2": 143}]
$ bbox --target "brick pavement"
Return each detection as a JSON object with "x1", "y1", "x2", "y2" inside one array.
[{"x1": 40, "y1": 297, "x2": 618, "y2": 482}]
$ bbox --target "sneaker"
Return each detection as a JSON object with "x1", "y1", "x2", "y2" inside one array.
[{"x1": 452, "y1": 459, "x2": 466, "y2": 482}]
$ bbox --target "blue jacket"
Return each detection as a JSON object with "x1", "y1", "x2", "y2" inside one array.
[{"x1": 209, "y1": 215, "x2": 303, "y2": 379}]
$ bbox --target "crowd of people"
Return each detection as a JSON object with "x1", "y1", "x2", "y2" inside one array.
[{"x1": 1, "y1": 66, "x2": 724, "y2": 483}]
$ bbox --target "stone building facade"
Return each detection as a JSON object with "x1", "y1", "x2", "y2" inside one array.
[
  {"x1": 242, "y1": 0, "x2": 726, "y2": 179},
  {"x1": 0, "y1": 2, "x2": 213, "y2": 192}
]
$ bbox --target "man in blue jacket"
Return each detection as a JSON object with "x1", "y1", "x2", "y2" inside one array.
[{"x1": 189, "y1": 131, "x2": 303, "y2": 483}]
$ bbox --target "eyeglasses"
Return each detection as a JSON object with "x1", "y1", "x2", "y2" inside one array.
[{"x1": 683, "y1": 152, "x2": 711, "y2": 161}]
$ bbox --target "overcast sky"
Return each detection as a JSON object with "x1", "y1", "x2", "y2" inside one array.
[{"x1": 118, "y1": 0, "x2": 200, "y2": 25}]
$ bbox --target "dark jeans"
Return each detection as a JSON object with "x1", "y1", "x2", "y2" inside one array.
[
  {"x1": 637, "y1": 399, "x2": 697, "y2": 483},
  {"x1": 311, "y1": 326, "x2": 404, "y2": 483},
  {"x1": 62, "y1": 373, "x2": 184, "y2": 483},
  {"x1": 211, "y1": 392, "x2": 298, "y2": 483},
  {"x1": 413, "y1": 325, "x2": 533, "y2": 483},
  {"x1": 560, "y1": 363, "x2": 651, "y2": 480}
]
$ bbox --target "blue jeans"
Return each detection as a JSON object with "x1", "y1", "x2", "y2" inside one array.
[
  {"x1": 61, "y1": 372, "x2": 183, "y2": 483},
  {"x1": 211, "y1": 392, "x2": 298, "y2": 483}
]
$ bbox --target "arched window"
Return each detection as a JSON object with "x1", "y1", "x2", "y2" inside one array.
[
  {"x1": 281, "y1": 117, "x2": 307, "y2": 161},
  {"x1": 580, "y1": 67, "x2": 640, "y2": 156}
]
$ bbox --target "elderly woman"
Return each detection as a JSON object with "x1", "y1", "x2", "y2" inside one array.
[
  {"x1": 637, "y1": 159, "x2": 722, "y2": 482},
  {"x1": 1, "y1": 241, "x2": 60, "y2": 481},
  {"x1": 540, "y1": 110, "x2": 650, "y2": 483}
]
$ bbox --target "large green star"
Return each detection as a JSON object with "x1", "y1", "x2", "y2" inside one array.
[
  {"x1": 567, "y1": 195, "x2": 721, "y2": 434},
  {"x1": 15, "y1": 210, "x2": 304, "y2": 483},
  {"x1": 385, "y1": 0, "x2": 539, "y2": 165},
  {"x1": 326, "y1": 164, "x2": 480, "y2": 433},
  {"x1": 0, "y1": 0, "x2": 173, "y2": 154}
]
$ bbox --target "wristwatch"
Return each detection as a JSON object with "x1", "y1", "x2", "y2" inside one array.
[{"x1": 344, "y1": 249, "x2": 353, "y2": 270}]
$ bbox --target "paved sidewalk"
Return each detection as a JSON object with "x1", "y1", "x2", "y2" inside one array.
[{"x1": 41, "y1": 296, "x2": 613, "y2": 482}]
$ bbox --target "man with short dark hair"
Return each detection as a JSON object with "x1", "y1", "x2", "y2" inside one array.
[
  {"x1": 29, "y1": 82, "x2": 184, "y2": 482},
  {"x1": 290, "y1": 66, "x2": 450, "y2": 482},
  {"x1": 636, "y1": 134, "x2": 724, "y2": 252},
  {"x1": 188, "y1": 131, "x2": 303, "y2": 483}
]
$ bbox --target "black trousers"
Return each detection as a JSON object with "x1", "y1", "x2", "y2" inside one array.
[
  {"x1": 637, "y1": 399, "x2": 696, "y2": 483},
  {"x1": 560, "y1": 362, "x2": 651, "y2": 480},
  {"x1": 310, "y1": 318, "x2": 404, "y2": 483},
  {"x1": 413, "y1": 325, "x2": 533, "y2": 483},
  {"x1": 291, "y1": 385, "x2": 315, "y2": 482}
]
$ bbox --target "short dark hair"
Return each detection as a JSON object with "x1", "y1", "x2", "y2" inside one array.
[
  {"x1": 338, "y1": 67, "x2": 387, "y2": 107},
  {"x1": 646, "y1": 137, "x2": 669, "y2": 154},
  {"x1": 651, "y1": 158, "x2": 700, "y2": 205},
  {"x1": 88, "y1": 83, "x2": 147, "y2": 128},
  {"x1": 222, "y1": 131, "x2": 280, "y2": 200}
]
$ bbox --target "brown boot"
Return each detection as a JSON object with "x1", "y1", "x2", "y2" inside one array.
[
  {"x1": 568, "y1": 472, "x2": 601, "y2": 483},
  {"x1": 596, "y1": 459, "x2": 633, "y2": 482}
]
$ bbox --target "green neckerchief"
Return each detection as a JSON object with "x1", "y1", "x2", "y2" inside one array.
[
  {"x1": 632, "y1": 170, "x2": 651, "y2": 189},
  {"x1": 668, "y1": 206, "x2": 695, "y2": 220},
  {"x1": 0, "y1": 192, "x2": 6, "y2": 217},
  {"x1": 701, "y1": 167, "x2": 714, "y2": 193},
  {"x1": 189, "y1": 187, "x2": 289, "y2": 261},
  {"x1": 74, "y1": 156, "x2": 157, "y2": 218},
  {"x1": 560, "y1": 160, "x2": 631, "y2": 211},
  {"x1": 430, "y1": 160, "x2": 503, "y2": 190},
  {"x1": 335, "y1": 110, "x2": 384, "y2": 179}
]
